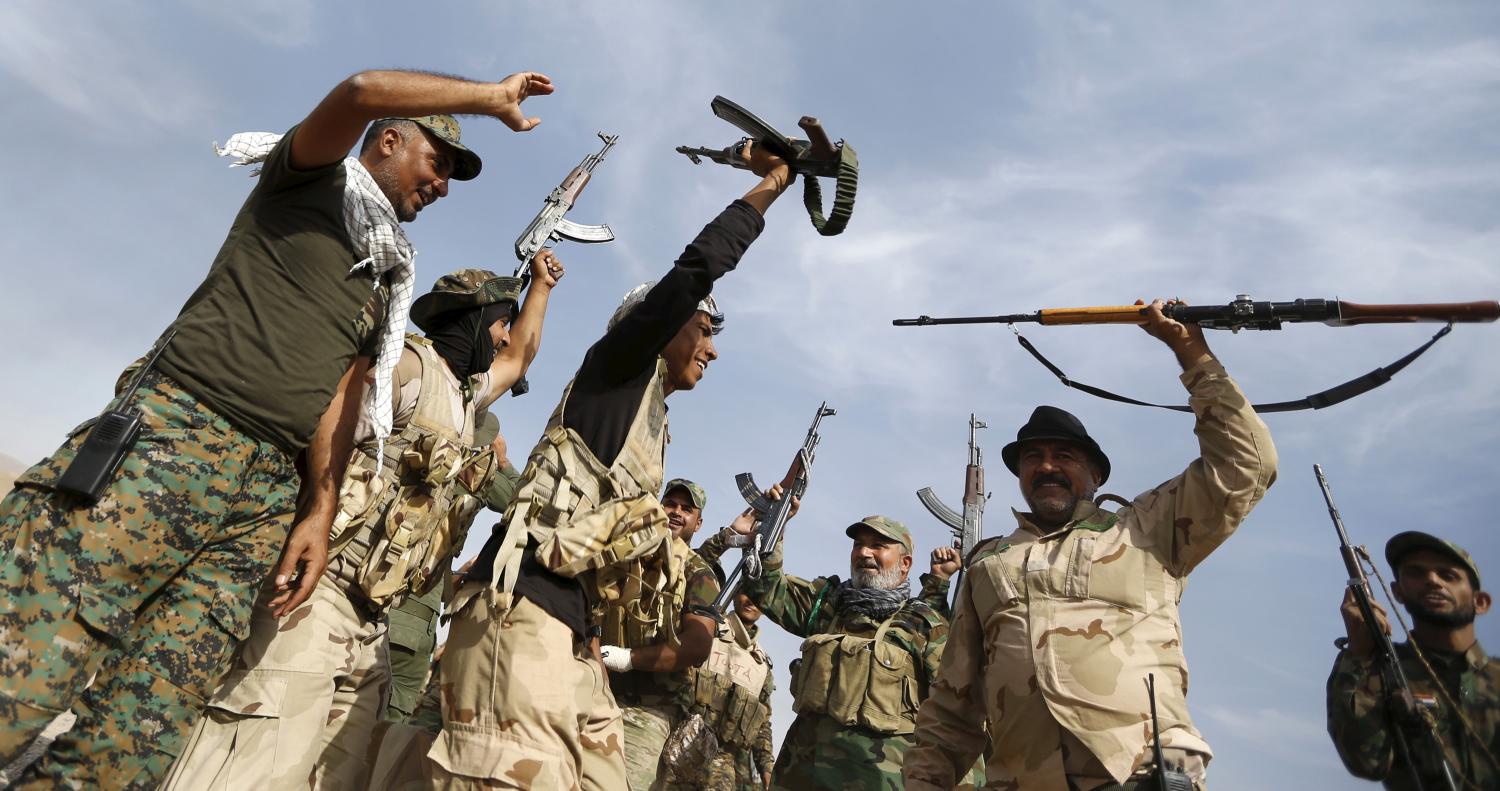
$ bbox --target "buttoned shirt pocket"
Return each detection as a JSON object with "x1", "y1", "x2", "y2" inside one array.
[
  {"x1": 971, "y1": 553, "x2": 1023, "y2": 614},
  {"x1": 1083, "y1": 529, "x2": 1156, "y2": 613}
]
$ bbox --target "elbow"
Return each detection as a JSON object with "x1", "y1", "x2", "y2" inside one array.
[
  {"x1": 678, "y1": 637, "x2": 712, "y2": 668},
  {"x1": 336, "y1": 71, "x2": 386, "y2": 115}
]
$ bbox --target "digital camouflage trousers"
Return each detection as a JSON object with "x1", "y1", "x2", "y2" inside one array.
[{"x1": 0, "y1": 371, "x2": 297, "y2": 790}]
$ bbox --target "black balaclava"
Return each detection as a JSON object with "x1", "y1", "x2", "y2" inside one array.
[{"x1": 427, "y1": 301, "x2": 514, "y2": 378}]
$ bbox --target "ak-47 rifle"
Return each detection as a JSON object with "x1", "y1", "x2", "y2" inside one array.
[
  {"x1": 893, "y1": 296, "x2": 1500, "y2": 413},
  {"x1": 1316, "y1": 464, "x2": 1458, "y2": 791},
  {"x1": 508, "y1": 132, "x2": 619, "y2": 396},
  {"x1": 676, "y1": 96, "x2": 858, "y2": 236},
  {"x1": 916, "y1": 414, "x2": 987, "y2": 600},
  {"x1": 712, "y1": 402, "x2": 836, "y2": 613}
]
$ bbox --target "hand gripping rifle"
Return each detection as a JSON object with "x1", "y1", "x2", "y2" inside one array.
[
  {"x1": 1315, "y1": 464, "x2": 1458, "y2": 791},
  {"x1": 508, "y1": 132, "x2": 619, "y2": 396},
  {"x1": 676, "y1": 96, "x2": 858, "y2": 236},
  {"x1": 894, "y1": 296, "x2": 1500, "y2": 413},
  {"x1": 916, "y1": 414, "x2": 987, "y2": 599},
  {"x1": 712, "y1": 402, "x2": 836, "y2": 613}
]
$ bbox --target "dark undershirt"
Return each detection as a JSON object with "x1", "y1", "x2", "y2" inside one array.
[{"x1": 468, "y1": 200, "x2": 765, "y2": 640}]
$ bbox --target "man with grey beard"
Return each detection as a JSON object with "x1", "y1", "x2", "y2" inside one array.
[{"x1": 725, "y1": 512, "x2": 968, "y2": 789}]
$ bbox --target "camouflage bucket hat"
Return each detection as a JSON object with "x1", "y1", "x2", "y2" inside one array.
[
  {"x1": 1385, "y1": 531, "x2": 1482, "y2": 589},
  {"x1": 387, "y1": 114, "x2": 482, "y2": 181},
  {"x1": 845, "y1": 515, "x2": 912, "y2": 554},
  {"x1": 662, "y1": 478, "x2": 708, "y2": 510},
  {"x1": 409, "y1": 269, "x2": 523, "y2": 332}
]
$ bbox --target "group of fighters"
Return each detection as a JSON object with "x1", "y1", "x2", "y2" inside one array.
[{"x1": 0, "y1": 66, "x2": 1493, "y2": 791}]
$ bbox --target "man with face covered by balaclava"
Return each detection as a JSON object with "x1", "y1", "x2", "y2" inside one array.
[{"x1": 163, "y1": 254, "x2": 567, "y2": 790}]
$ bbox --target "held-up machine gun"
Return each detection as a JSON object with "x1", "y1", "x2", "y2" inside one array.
[
  {"x1": 1315, "y1": 464, "x2": 1459, "y2": 791},
  {"x1": 508, "y1": 132, "x2": 619, "y2": 395},
  {"x1": 916, "y1": 414, "x2": 987, "y2": 599},
  {"x1": 712, "y1": 402, "x2": 837, "y2": 612},
  {"x1": 894, "y1": 296, "x2": 1500, "y2": 413},
  {"x1": 676, "y1": 96, "x2": 858, "y2": 236}
]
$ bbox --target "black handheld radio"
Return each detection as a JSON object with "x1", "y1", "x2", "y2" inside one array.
[{"x1": 56, "y1": 330, "x2": 176, "y2": 502}]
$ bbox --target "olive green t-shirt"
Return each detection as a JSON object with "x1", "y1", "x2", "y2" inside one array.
[{"x1": 158, "y1": 126, "x2": 388, "y2": 454}]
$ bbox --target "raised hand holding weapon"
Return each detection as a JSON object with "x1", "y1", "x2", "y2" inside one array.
[
  {"x1": 713, "y1": 402, "x2": 835, "y2": 612},
  {"x1": 508, "y1": 131, "x2": 617, "y2": 395},
  {"x1": 677, "y1": 96, "x2": 858, "y2": 236},
  {"x1": 1317, "y1": 464, "x2": 1459, "y2": 791},
  {"x1": 894, "y1": 296, "x2": 1500, "y2": 413},
  {"x1": 916, "y1": 413, "x2": 988, "y2": 600}
]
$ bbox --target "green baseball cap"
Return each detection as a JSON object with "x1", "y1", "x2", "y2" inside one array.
[
  {"x1": 845, "y1": 515, "x2": 912, "y2": 554},
  {"x1": 381, "y1": 115, "x2": 482, "y2": 181},
  {"x1": 1386, "y1": 531, "x2": 1482, "y2": 589},
  {"x1": 409, "y1": 269, "x2": 523, "y2": 332},
  {"x1": 662, "y1": 478, "x2": 707, "y2": 511}
]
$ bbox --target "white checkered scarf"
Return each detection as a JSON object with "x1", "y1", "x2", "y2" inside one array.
[{"x1": 215, "y1": 132, "x2": 415, "y2": 458}]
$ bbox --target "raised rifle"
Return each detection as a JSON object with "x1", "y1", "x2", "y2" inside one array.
[
  {"x1": 676, "y1": 96, "x2": 858, "y2": 236},
  {"x1": 893, "y1": 296, "x2": 1500, "y2": 413},
  {"x1": 508, "y1": 131, "x2": 619, "y2": 395},
  {"x1": 713, "y1": 402, "x2": 836, "y2": 613},
  {"x1": 1315, "y1": 464, "x2": 1458, "y2": 791},
  {"x1": 916, "y1": 414, "x2": 987, "y2": 600}
]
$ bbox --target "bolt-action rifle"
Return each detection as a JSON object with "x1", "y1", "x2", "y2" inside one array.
[
  {"x1": 1315, "y1": 464, "x2": 1458, "y2": 791},
  {"x1": 676, "y1": 96, "x2": 858, "y2": 236},
  {"x1": 916, "y1": 414, "x2": 987, "y2": 600},
  {"x1": 713, "y1": 402, "x2": 836, "y2": 613},
  {"x1": 508, "y1": 132, "x2": 619, "y2": 396},
  {"x1": 893, "y1": 296, "x2": 1500, "y2": 413},
  {"x1": 893, "y1": 295, "x2": 1499, "y2": 330}
]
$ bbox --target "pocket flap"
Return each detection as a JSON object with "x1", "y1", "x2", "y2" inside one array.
[
  {"x1": 429, "y1": 724, "x2": 565, "y2": 786},
  {"x1": 205, "y1": 670, "x2": 288, "y2": 718}
]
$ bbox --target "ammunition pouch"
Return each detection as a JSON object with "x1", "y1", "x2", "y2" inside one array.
[{"x1": 789, "y1": 615, "x2": 919, "y2": 736}]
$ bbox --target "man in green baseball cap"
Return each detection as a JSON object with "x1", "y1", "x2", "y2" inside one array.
[
  {"x1": 1329, "y1": 532, "x2": 1496, "y2": 790},
  {"x1": 712, "y1": 500, "x2": 971, "y2": 789}
]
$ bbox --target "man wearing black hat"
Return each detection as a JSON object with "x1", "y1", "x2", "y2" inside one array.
[
  {"x1": 1328, "y1": 532, "x2": 1498, "y2": 790},
  {"x1": 906, "y1": 299, "x2": 1278, "y2": 790}
]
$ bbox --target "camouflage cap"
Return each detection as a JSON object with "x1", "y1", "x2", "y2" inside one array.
[
  {"x1": 1385, "y1": 531, "x2": 1482, "y2": 589},
  {"x1": 662, "y1": 478, "x2": 707, "y2": 511},
  {"x1": 845, "y1": 515, "x2": 912, "y2": 554},
  {"x1": 382, "y1": 115, "x2": 482, "y2": 181},
  {"x1": 409, "y1": 269, "x2": 523, "y2": 332}
]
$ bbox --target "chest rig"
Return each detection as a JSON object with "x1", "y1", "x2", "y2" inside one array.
[
  {"x1": 600, "y1": 534, "x2": 691, "y2": 652},
  {"x1": 485, "y1": 359, "x2": 675, "y2": 615},
  {"x1": 328, "y1": 337, "x2": 496, "y2": 610},
  {"x1": 790, "y1": 602, "x2": 925, "y2": 736},
  {"x1": 687, "y1": 612, "x2": 773, "y2": 746}
]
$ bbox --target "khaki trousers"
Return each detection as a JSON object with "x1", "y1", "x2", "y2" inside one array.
[
  {"x1": 428, "y1": 585, "x2": 625, "y2": 790},
  {"x1": 160, "y1": 571, "x2": 390, "y2": 790}
]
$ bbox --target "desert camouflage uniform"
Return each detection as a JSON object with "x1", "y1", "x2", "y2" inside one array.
[
  {"x1": 162, "y1": 333, "x2": 498, "y2": 790},
  {"x1": 904, "y1": 358, "x2": 1278, "y2": 791},
  {"x1": 738, "y1": 532, "x2": 951, "y2": 791},
  {"x1": 0, "y1": 371, "x2": 298, "y2": 790},
  {"x1": 1327, "y1": 640, "x2": 1499, "y2": 790}
]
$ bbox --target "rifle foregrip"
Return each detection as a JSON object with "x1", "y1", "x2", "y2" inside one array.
[{"x1": 1038, "y1": 306, "x2": 1149, "y2": 325}]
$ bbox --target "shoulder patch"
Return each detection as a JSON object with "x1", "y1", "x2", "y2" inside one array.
[{"x1": 968, "y1": 536, "x2": 1011, "y2": 565}]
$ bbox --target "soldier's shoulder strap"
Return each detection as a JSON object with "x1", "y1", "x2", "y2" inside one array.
[
  {"x1": 804, "y1": 575, "x2": 840, "y2": 634},
  {"x1": 967, "y1": 535, "x2": 1011, "y2": 566}
]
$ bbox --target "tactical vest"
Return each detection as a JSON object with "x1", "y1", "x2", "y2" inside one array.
[
  {"x1": 483, "y1": 359, "x2": 674, "y2": 612},
  {"x1": 789, "y1": 607, "x2": 922, "y2": 736},
  {"x1": 686, "y1": 612, "x2": 773, "y2": 747},
  {"x1": 328, "y1": 336, "x2": 496, "y2": 609},
  {"x1": 600, "y1": 535, "x2": 690, "y2": 650}
]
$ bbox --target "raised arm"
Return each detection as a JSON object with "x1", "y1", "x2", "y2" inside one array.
[
  {"x1": 290, "y1": 69, "x2": 554, "y2": 170},
  {"x1": 478, "y1": 251, "x2": 563, "y2": 408},
  {"x1": 1133, "y1": 298, "x2": 1278, "y2": 574}
]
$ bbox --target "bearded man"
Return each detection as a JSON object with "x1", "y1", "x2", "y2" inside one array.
[{"x1": 1328, "y1": 532, "x2": 1498, "y2": 790}]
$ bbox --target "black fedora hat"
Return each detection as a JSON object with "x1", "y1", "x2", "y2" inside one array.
[{"x1": 1000, "y1": 406, "x2": 1111, "y2": 484}]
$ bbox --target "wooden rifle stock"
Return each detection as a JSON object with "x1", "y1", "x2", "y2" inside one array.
[{"x1": 1330, "y1": 300, "x2": 1500, "y2": 325}]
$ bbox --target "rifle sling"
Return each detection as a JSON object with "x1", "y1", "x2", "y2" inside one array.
[
  {"x1": 1012, "y1": 323, "x2": 1453, "y2": 414},
  {"x1": 801, "y1": 143, "x2": 859, "y2": 236}
]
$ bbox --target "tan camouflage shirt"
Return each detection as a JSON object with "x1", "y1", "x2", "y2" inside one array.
[{"x1": 906, "y1": 358, "x2": 1277, "y2": 789}]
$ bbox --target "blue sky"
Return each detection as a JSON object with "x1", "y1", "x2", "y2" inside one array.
[{"x1": 2, "y1": 1, "x2": 1497, "y2": 787}]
